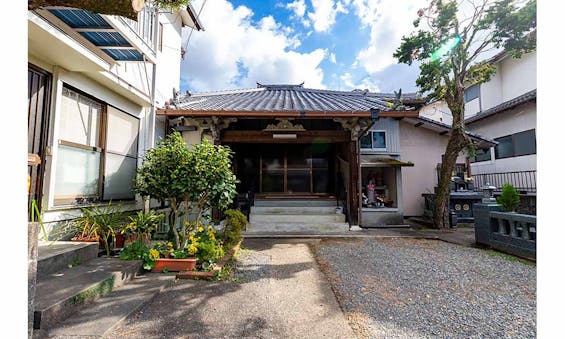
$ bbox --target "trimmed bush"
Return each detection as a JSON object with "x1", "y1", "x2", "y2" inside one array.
[
  {"x1": 222, "y1": 209, "x2": 247, "y2": 251},
  {"x1": 497, "y1": 183, "x2": 520, "y2": 212}
]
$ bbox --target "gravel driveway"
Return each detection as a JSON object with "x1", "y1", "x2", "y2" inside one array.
[{"x1": 311, "y1": 238, "x2": 536, "y2": 338}]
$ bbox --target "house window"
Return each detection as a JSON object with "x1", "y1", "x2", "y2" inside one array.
[
  {"x1": 464, "y1": 84, "x2": 479, "y2": 103},
  {"x1": 54, "y1": 86, "x2": 139, "y2": 205},
  {"x1": 469, "y1": 148, "x2": 492, "y2": 163},
  {"x1": 494, "y1": 129, "x2": 536, "y2": 159},
  {"x1": 360, "y1": 131, "x2": 387, "y2": 150}
]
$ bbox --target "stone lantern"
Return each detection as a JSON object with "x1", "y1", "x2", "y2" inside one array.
[{"x1": 481, "y1": 183, "x2": 497, "y2": 203}]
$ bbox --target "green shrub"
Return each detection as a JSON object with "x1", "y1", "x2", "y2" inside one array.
[
  {"x1": 222, "y1": 209, "x2": 247, "y2": 251},
  {"x1": 119, "y1": 241, "x2": 148, "y2": 260},
  {"x1": 497, "y1": 183, "x2": 520, "y2": 212}
]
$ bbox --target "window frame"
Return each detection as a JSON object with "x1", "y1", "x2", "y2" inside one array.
[
  {"x1": 360, "y1": 130, "x2": 387, "y2": 151},
  {"x1": 54, "y1": 84, "x2": 139, "y2": 206},
  {"x1": 464, "y1": 84, "x2": 480, "y2": 103},
  {"x1": 494, "y1": 129, "x2": 536, "y2": 159}
]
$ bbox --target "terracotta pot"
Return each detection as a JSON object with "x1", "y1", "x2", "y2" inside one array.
[
  {"x1": 115, "y1": 233, "x2": 125, "y2": 248},
  {"x1": 70, "y1": 236, "x2": 99, "y2": 242},
  {"x1": 151, "y1": 258, "x2": 197, "y2": 273}
]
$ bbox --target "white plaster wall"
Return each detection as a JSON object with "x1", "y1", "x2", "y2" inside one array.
[
  {"x1": 154, "y1": 12, "x2": 184, "y2": 107},
  {"x1": 500, "y1": 51, "x2": 536, "y2": 102},
  {"x1": 465, "y1": 50, "x2": 536, "y2": 117},
  {"x1": 479, "y1": 63, "x2": 503, "y2": 112},
  {"x1": 419, "y1": 101, "x2": 453, "y2": 125},
  {"x1": 399, "y1": 122, "x2": 466, "y2": 216},
  {"x1": 467, "y1": 102, "x2": 536, "y2": 174}
]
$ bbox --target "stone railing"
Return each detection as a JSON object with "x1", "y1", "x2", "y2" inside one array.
[
  {"x1": 489, "y1": 212, "x2": 536, "y2": 259},
  {"x1": 474, "y1": 201, "x2": 536, "y2": 259}
]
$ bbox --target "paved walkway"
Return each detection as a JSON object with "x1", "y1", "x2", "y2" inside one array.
[{"x1": 107, "y1": 239, "x2": 355, "y2": 338}]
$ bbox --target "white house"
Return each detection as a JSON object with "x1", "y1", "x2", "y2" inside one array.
[
  {"x1": 27, "y1": 3, "x2": 203, "y2": 230},
  {"x1": 418, "y1": 48, "x2": 536, "y2": 195},
  {"x1": 464, "y1": 49, "x2": 536, "y2": 193}
]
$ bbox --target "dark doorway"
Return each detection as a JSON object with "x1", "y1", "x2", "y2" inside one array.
[{"x1": 28, "y1": 64, "x2": 52, "y2": 216}]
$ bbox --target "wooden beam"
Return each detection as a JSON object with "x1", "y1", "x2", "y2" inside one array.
[
  {"x1": 221, "y1": 130, "x2": 349, "y2": 143},
  {"x1": 348, "y1": 139, "x2": 359, "y2": 225},
  {"x1": 414, "y1": 122, "x2": 424, "y2": 127},
  {"x1": 156, "y1": 109, "x2": 420, "y2": 119},
  {"x1": 439, "y1": 130, "x2": 449, "y2": 135}
]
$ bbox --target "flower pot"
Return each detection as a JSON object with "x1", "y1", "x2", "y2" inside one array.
[
  {"x1": 70, "y1": 236, "x2": 99, "y2": 242},
  {"x1": 151, "y1": 258, "x2": 197, "y2": 272},
  {"x1": 115, "y1": 233, "x2": 125, "y2": 248}
]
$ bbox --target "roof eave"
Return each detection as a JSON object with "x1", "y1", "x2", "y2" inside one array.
[
  {"x1": 180, "y1": 3, "x2": 203, "y2": 30},
  {"x1": 156, "y1": 109, "x2": 419, "y2": 118}
]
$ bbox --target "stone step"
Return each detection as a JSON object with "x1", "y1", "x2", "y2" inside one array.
[
  {"x1": 253, "y1": 199, "x2": 337, "y2": 207},
  {"x1": 33, "y1": 257, "x2": 143, "y2": 330},
  {"x1": 251, "y1": 206, "x2": 340, "y2": 214},
  {"x1": 39, "y1": 274, "x2": 176, "y2": 338},
  {"x1": 246, "y1": 222, "x2": 350, "y2": 233},
  {"x1": 37, "y1": 241, "x2": 99, "y2": 278},
  {"x1": 249, "y1": 213, "x2": 346, "y2": 223}
]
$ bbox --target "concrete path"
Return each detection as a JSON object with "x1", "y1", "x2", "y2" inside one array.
[{"x1": 107, "y1": 239, "x2": 355, "y2": 338}]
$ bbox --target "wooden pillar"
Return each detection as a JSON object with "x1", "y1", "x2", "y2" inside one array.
[{"x1": 348, "y1": 138, "x2": 359, "y2": 225}]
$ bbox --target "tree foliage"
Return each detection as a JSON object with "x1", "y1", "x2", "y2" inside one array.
[
  {"x1": 394, "y1": 0, "x2": 536, "y2": 228},
  {"x1": 133, "y1": 132, "x2": 237, "y2": 248}
]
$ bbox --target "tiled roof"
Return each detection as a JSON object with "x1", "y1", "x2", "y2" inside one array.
[
  {"x1": 403, "y1": 115, "x2": 497, "y2": 148},
  {"x1": 171, "y1": 84, "x2": 422, "y2": 112},
  {"x1": 465, "y1": 90, "x2": 536, "y2": 124}
]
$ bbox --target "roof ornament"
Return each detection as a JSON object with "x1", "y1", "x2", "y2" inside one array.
[
  {"x1": 386, "y1": 88, "x2": 407, "y2": 110},
  {"x1": 256, "y1": 82, "x2": 305, "y2": 89}
]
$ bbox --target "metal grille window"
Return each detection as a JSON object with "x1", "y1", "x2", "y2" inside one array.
[
  {"x1": 495, "y1": 129, "x2": 536, "y2": 159},
  {"x1": 464, "y1": 84, "x2": 480, "y2": 103},
  {"x1": 54, "y1": 86, "x2": 139, "y2": 205},
  {"x1": 360, "y1": 131, "x2": 387, "y2": 150}
]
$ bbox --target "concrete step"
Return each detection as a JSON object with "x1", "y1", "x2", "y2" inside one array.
[
  {"x1": 249, "y1": 213, "x2": 346, "y2": 223},
  {"x1": 33, "y1": 257, "x2": 143, "y2": 330},
  {"x1": 38, "y1": 273, "x2": 176, "y2": 338},
  {"x1": 251, "y1": 206, "x2": 340, "y2": 214},
  {"x1": 37, "y1": 241, "x2": 99, "y2": 278},
  {"x1": 246, "y1": 222, "x2": 350, "y2": 233},
  {"x1": 254, "y1": 199, "x2": 337, "y2": 207}
]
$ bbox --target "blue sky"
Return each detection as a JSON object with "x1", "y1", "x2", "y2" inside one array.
[{"x1": 179, "y1": 0, "x2": 427, "y2": 94}]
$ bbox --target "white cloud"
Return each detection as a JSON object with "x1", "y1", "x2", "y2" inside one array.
[
  {"x1": 180, "y1": 0, "x2": 327, "y2": 92},
  {"x1": 329, "y1": 52, "x2": 336, "y2": 63},
  {"x1": 286, "y1": 0, "x2": 307, "y2": 17},
  {"x1": 339, "y1": 72, "x2": 380, "y2": 92},
  {"x1": 307, "y1": 0, "x2": 349, "y2": 33},
  {"x1": 352, "y1": 0, "x2": 428, "y2": 74}
]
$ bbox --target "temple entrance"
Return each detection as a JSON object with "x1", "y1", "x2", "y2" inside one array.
[{"x1": 230, "y1": 143, "x2": 335, "y2": 196}]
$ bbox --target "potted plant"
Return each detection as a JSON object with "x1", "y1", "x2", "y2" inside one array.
[
  {"x1": 122, "y1": 210, "x2": 164, "y2": 247},
  {"x1": 145, "y1": 241, "x2": 198, "y2": 272},
  {"x1": 70, "y1": 202, "x2": 125, "y2": 256},
  {"x1": 497, "y1": 183, "x2": 520, "y2": 212}
]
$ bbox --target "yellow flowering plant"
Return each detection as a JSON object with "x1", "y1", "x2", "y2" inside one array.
[{"x1": 184, "y1": 221, "x2": 224, "y2": 267}]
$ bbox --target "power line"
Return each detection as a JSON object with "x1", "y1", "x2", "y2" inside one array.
[{"x1": 182, "y1": 0, "x2": 207, "y2": 60}]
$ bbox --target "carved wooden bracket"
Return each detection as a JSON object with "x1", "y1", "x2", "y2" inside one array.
[
  {"x1": 333, "y1": 117, "x2": 373, "y2": 140},
  {"x1": 263, "y1": 119, "x2": 305, "y2": 132},
  {"x1": 184, "y1": 117, "x2": 237, "y2": 142}
]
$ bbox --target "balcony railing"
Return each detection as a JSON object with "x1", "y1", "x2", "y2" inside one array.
[
  {"x1": 472, "y1": 170, "x2": 536, "y2": 194},
  {"x1": 117, "y1": 4, "x2": 158, "y2": 53}
]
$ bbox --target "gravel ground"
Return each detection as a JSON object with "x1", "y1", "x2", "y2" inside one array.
[{"x1": 311, "y1": 238, "x2": 536, "y2": 339}]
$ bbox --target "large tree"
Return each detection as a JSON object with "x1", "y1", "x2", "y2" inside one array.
[{"x1": 394, "y1": 0, "x2": 536, "y2": 228}]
